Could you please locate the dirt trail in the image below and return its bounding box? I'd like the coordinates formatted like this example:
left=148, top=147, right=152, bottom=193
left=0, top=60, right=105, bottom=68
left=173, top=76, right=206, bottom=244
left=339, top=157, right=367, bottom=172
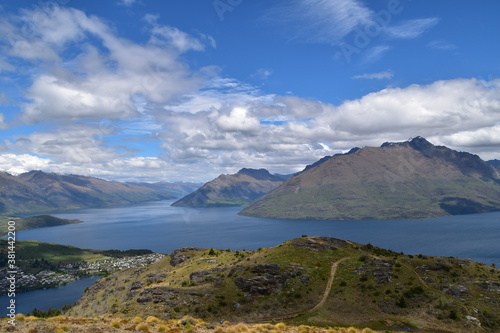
left=307, top=257, right=348, bottom=313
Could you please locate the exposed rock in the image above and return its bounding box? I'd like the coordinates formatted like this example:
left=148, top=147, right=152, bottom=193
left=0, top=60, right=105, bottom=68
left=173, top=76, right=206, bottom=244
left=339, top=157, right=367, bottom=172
left=476, top=282, right=500, bottom=292
left=465, top=315, right=481, bottom=327
left=130, top=281, right=143, bottom=290
left=138, top=286, right=179, bottom=303
left=353, top=259, right=393, bottom=284
left=252, top=264, right=281, bottom=275
left=169, top=247, right=205, bottom=266
left=290, top=237, right=348, bottom=251
left=229, top=266, right=245, bottom=276
left=444, top=284, right=469, bottom=297
left=146, top=273, right=168, bottom=284
left=190, top=271, right=214, bottom=283
left=300, top=275, right=310, bottom=284
left=234, top=274, right=287, bottom=295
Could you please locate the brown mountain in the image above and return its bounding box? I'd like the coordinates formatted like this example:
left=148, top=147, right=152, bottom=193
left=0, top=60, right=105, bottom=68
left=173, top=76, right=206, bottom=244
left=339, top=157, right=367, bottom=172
left=240, top=137, right=500, bottom=220
left=171, top=168, right=286, bottom=207
left=0, top=170, right=175, bottom=215
left=127, top=181, right=203, bottom=198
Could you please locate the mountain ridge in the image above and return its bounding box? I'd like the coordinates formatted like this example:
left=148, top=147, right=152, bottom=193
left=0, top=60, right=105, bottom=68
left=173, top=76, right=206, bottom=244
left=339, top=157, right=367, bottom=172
left=171, top=168, right=285, bottom=207
left=0, top=170, right=176, bottom=215
left=240, top=137, right=500, bottom=220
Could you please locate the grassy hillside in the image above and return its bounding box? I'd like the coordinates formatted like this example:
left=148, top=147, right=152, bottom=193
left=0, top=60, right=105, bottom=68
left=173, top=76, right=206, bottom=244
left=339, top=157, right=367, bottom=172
left=66, top=237, right=500, bottom=332
left=0, top=215, right=82, bottom=236
left=172, top=168, right=284, bottom=207
left=0, top=170, right=173, bottom=215
left=1, top=315, right=388, bottom=333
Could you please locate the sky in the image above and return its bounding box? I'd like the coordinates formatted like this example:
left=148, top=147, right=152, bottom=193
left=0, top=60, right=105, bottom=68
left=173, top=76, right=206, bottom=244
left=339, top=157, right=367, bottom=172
left=0, top=0, right=499, bottom=183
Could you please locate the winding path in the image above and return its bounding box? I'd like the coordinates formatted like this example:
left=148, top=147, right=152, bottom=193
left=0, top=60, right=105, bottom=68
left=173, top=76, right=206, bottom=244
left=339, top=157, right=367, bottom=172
left=307, top=257, right=349, bottom=313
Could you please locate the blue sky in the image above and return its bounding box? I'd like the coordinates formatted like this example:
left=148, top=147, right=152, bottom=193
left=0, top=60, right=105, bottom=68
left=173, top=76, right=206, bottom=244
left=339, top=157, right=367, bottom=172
left=0, top=0, right=500, bottom=182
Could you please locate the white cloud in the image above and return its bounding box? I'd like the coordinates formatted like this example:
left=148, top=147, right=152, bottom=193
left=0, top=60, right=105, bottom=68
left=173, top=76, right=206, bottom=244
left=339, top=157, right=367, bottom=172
left=216, top=107, right=261, bottom=133
left=361, top=45, right=390, bottom=64
left=118, top=0, right=140, bottom=7
left=0, top=58, right=14, bottom=72
left=266, top=0, right=374, bottom=44
left=385, top=18, right=439, bottom=39
left=252, top=68, right=273, bottom=80
left=146, top=14, right=215, bottom=52
left=0, top=113, right=7, bottom=129
left=353, top=70, right=393, bottom=80
left=0, top=154, right=52, bottom=175
left=427, top=40, right=457, bottom=51
left=2, top=6, right=205, bottom=124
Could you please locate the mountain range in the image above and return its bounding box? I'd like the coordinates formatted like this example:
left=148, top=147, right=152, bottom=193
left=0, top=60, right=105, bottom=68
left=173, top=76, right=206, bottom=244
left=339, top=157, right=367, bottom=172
left=241, top=137, right=500, bottom=220
left=171, top=168, right=288, bottom=207
left=0, top=171, right=185, bottom=215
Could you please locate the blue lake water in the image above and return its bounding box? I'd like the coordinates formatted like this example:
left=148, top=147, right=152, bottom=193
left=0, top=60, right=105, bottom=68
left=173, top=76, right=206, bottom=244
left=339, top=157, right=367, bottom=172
left=17, top=200, right=500, bottom=265
left=6, top=200, right=500, bottom=314
left=0, top=276, right=99, bottom=315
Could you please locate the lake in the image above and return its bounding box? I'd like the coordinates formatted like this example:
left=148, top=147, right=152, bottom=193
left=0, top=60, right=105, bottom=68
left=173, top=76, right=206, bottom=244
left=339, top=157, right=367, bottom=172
left=0, top=276, right=99, bottom=315
left=7, top=200, right=500, bottom=314
left=17, top=200, right=500, bottom=265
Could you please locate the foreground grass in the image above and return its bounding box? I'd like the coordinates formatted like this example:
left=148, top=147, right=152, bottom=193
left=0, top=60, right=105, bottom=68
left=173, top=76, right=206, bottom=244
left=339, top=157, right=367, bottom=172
left=1, top=314, right=403, bottom=333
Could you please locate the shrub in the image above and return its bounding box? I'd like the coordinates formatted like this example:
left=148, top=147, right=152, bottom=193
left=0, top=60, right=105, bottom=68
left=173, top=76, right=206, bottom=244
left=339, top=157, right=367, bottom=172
left=110, top=320, right=121, bottom=328
left=274, top=322, right=287, bottom=331
left=131, top=316, right=143, bottom=323
left=146, top=316, right=160, bottom=323
left=135, top=322, right=150, bottom=331
left=157, top=324, right=168, bottom=332
left=449, top=310, right=458, bottom=320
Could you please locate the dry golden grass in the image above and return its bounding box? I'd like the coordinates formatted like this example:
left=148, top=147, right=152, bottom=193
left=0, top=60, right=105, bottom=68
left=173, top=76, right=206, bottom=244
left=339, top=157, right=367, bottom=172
left=0, top=315, right=391, bottom=333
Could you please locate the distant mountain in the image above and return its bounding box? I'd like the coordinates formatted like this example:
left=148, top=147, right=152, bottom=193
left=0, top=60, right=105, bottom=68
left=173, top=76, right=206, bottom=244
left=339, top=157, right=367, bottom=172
left=241, top=137, right=500, bottom=220
left=126, top=181, right=203, bottom=198
left=0, top=170, right=175, bottom=215
left=171, top=168, right=285, bottom=207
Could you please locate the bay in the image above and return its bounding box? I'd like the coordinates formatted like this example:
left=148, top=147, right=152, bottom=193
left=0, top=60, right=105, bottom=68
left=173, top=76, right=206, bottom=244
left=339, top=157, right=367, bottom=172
left=17, top=200, right=500, bottom=266
left=0, top=276, right=100, bottom=315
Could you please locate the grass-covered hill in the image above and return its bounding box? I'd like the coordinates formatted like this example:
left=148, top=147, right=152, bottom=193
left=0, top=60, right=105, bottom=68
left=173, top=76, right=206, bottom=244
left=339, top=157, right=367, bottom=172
left=0, top=316, right=393, bottom=333
left=172, top=168, right=286, bottom=207
left=0, top=215, right=82, bottom=236
left=66, top=236, right=500, bottom=332
left=241, top=137, right=500, bottom=220
left=0, top=170, right=176, bottom=215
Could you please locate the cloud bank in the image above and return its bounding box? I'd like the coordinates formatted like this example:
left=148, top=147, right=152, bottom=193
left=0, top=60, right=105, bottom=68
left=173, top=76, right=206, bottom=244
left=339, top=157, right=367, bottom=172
left=0, top=4, right=499, bottom=182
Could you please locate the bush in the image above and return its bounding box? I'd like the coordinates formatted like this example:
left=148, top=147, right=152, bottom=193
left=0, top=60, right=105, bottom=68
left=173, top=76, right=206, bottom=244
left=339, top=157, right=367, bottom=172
left=146, top=316, right=160, bottom=323
left=135, top=322, right=150, bottom=331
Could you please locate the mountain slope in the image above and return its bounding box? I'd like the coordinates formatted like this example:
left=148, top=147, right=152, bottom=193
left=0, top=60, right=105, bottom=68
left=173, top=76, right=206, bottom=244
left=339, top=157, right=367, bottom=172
left=127, top=181, right=203, bottom=198
left=0, top=171, right=174, bottom=215
left=240, top=137, right=500, bottom=220
left=66, top=236, right=500, bottom=332
left=171, top=168, right=285, bottom=207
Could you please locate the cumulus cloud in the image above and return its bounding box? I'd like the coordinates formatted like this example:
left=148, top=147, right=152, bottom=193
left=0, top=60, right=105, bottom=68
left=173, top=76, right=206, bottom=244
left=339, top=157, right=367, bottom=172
left=216, top=107, right=261, bottom=133
left=2, top=5, right=205, bottom=124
